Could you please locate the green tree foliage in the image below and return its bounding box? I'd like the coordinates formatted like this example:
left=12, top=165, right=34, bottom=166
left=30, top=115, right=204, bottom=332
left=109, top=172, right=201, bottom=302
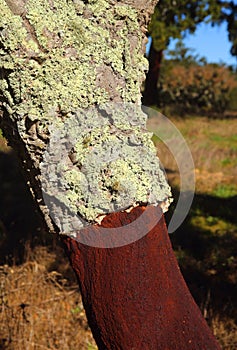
left=225, top=1, right=237, bottom=58
left=143, top=0, right=222, bottom=106
left=149, top=0, right=237, bottom=60
left=148, top=0, right=221, bottom=51
left=143, top=0, right=237, bottom=107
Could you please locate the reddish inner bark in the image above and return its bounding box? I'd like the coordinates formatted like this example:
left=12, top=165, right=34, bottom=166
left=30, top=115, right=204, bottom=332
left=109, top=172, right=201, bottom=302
left=62, top=205, right=221, bottom=350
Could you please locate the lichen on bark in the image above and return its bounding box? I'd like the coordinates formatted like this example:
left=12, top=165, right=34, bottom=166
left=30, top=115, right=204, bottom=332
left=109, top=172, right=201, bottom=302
left=0, top=0, right=171, bottom=234
left=39, top=104, right=171, bottom=232
left=1, top=0, right=148, bottom=119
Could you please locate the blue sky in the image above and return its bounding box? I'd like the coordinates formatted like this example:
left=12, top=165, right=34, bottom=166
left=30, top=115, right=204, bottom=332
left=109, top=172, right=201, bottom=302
left=147, top=22, right=237, bottom=67
left=176, top=22, right=236, bottom=66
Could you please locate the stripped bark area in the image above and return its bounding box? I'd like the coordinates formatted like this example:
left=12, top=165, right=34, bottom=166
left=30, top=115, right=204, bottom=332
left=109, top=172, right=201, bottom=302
left=63, top=205, right=221, bottom=350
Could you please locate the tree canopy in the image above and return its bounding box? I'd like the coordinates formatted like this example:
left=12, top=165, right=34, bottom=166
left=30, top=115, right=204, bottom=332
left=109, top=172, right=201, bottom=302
left=225, top=1, right=237, bottom=57
left=148, top=0, right=237, bottom=60
left=143, top=0, right=237, bottom=106
left=148, top=0, right=221, bottom=51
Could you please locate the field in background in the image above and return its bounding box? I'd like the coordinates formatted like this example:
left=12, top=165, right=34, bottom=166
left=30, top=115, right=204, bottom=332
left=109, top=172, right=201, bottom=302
left=0, top=115, right=237, bottom=349
left=148, top=115, right=237, bottom=349
left=148, top=115, right=237, bottom=194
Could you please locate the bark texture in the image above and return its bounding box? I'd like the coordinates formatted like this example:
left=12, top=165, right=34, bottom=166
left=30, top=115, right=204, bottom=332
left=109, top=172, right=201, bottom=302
left=0, top=0, right=159, bottom=232
left=63, top=205, right=221, bottom=350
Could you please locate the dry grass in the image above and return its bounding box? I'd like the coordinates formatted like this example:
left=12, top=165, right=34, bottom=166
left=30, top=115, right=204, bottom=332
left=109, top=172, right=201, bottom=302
left=0, top=246, right=97, bottom=350
left=148, top=115, right=237, bottom=194
left=0, top=129, right=11, bottom=153
left=211, top=316, right=237, bottom=350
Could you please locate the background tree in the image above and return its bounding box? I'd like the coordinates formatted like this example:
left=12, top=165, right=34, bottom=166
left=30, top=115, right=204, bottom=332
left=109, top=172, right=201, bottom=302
left=222, top=0, right=237, bottom=58
left=156, top=41, right=237, bottom=115
left=142, top=0, right=223, bottom=106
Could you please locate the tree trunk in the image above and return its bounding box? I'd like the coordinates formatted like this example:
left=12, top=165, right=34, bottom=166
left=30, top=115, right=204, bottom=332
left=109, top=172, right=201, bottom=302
left=0, top=1, right=220, bottom=349
left=0, top=0, right=160, bottom=233
left=63, top=205, right=221, bottom=350
left=142, top=42, right=163, bottom=106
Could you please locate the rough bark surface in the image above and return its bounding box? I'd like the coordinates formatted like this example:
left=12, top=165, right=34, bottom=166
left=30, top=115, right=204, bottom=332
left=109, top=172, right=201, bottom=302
left=63, top=205, right=221, bottom=350
left=0, top=0, right=159, bottom=232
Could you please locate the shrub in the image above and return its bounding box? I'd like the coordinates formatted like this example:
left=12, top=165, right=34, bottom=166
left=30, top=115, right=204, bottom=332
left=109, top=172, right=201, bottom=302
left=158, top=62, right=237, bottom=115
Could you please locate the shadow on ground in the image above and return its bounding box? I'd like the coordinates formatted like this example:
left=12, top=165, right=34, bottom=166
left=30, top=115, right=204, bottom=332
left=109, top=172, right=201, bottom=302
left=0, top=150, right=58, bottom=264
left=166, top=188, right=237, bottom=322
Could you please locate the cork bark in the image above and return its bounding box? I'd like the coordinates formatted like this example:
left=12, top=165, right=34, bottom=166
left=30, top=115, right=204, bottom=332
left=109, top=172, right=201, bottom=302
left=0, top=0, right=161, bottom=232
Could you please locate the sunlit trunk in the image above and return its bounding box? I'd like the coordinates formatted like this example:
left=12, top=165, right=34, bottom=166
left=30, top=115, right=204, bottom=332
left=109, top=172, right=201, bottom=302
left=63, top=206, right=221, bottom=350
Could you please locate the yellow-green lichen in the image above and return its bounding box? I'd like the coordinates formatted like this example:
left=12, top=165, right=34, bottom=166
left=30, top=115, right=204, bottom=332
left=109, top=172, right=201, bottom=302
left=1, top=1, right=171, bottom=233
left=0, top=0, right=147, bottom=120
left=0, top=3, right=27, bottom=51
left=40, top=105, right=172, bottom=230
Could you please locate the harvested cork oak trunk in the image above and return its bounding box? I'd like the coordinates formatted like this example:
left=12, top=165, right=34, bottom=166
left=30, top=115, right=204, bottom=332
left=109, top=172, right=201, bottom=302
left=63, top=206, right=221, bottom=350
